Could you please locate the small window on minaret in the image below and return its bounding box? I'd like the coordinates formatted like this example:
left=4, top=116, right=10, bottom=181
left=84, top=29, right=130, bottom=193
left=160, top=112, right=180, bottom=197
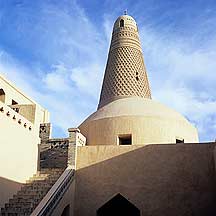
left=118, top=134, right=132, bottom=145
left=120, top=19, right=124, bottom=27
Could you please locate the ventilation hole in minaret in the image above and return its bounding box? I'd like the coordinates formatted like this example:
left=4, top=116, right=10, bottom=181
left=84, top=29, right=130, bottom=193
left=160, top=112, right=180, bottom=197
left=136, top=72, right=138, bottom=75
left=136, top=76, right=139, bottom=81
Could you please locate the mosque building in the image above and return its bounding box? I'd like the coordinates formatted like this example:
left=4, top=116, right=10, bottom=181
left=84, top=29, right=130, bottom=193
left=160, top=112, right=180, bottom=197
left=0, top=13, right=216, bottom=216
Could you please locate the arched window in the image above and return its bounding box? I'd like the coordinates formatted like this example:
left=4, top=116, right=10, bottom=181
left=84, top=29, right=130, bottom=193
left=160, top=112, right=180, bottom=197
left=97, top=193, right=140, bottom=216
left=0, top=89, right=5, bottom=103
left=120, top=19, right=124, bottom=27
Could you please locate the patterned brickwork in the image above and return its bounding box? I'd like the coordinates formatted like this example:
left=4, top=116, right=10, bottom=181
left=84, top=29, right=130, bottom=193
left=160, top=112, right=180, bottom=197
left=39, top=123, right=51, bottom=143
left=98, top=15, right=151, bottom=109
left=40, top=139, right=69, bottom=169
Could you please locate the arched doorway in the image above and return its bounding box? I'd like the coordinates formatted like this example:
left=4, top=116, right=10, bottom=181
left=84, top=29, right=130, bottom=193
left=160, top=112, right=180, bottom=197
left=61, top=204, right=70, bottom=216
left=97, top=193, right=140, bottom=216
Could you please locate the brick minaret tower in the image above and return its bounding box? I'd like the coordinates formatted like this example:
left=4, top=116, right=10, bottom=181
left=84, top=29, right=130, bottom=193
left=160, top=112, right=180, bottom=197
left=98, top=14, right=151, bottom=109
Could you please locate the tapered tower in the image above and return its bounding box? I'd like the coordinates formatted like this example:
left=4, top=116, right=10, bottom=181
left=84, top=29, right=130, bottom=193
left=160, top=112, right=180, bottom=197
left=80, top=14, right=198, bottom=146
left=98, top=14, right=151, bottom=109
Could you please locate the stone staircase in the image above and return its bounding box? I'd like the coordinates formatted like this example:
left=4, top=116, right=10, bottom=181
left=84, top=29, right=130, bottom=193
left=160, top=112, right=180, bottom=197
left=0, top=169, right=63, bottom=216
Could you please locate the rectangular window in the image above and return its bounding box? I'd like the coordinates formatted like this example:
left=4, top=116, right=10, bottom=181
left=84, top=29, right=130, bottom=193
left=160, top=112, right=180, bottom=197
left=118, top=134, right=132, bottom=145
left=120, top=19, right=124, bottom=27
left=176, top=138, right=184, bottom=143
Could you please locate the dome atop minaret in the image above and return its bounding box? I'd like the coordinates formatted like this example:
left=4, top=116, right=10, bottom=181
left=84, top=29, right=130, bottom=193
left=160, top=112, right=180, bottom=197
left=113, top=14, right=137, bottom=31
left=98, top=14, right=151, bottom=109
left=79, top=14, right=198, bottom=146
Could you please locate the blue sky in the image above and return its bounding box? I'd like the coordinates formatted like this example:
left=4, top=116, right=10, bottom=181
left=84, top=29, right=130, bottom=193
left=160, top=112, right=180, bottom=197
left=0, top=0, right=216, bottom=141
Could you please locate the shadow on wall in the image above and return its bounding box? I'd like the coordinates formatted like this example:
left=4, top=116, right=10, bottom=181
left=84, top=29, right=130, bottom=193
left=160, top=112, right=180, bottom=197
left=75, top=143, right=216, bottom=216
left=0, top=176, right=22, bottom=208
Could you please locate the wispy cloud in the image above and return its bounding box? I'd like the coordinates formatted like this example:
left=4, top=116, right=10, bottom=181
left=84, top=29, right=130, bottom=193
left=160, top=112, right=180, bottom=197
left=0, top=1, right=216, bottom=141
left=0, top=1, right=109, bottom=137
left=42, top=64, right=73, bottom=93
left=70, top=63, right=104, bottom=98
left=139, top=15, right=216, bottom=141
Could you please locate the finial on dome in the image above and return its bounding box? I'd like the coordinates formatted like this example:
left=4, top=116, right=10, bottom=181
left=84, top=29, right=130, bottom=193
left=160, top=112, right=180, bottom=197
left=124, top=9, right=128, bottom=15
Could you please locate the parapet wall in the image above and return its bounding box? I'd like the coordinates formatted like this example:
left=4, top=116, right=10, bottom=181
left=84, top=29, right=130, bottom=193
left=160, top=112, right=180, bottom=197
left=0, top=100, right=36, bottom=184
left=39, top=123, right=69, bottom=170
left=39, top=126, right=87, bottom=171
left=9, top=104, right=36, bottom=123
left=39, top=138, right=69, bottom=169
left=0, top=74, right=50, bottom=208
left=0, top=101, right=33, bottom=131
left=75, top=143, right=216, bottom=216
left=0, top=74, right=33, bottom=105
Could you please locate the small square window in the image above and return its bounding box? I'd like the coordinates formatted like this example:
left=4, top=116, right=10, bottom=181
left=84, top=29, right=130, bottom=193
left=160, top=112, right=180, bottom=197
left=118, top=134, right=132, bottom=145
left=176, top=138, right=184, bottom=143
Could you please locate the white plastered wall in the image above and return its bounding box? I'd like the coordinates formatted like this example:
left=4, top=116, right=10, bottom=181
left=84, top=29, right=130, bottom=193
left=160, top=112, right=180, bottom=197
left=0, top=74, right=50, bottom=182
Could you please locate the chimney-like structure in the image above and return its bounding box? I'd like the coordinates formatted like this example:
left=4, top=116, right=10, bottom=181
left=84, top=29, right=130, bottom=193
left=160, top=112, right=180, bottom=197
left=98, top=14, right=151, bottom=109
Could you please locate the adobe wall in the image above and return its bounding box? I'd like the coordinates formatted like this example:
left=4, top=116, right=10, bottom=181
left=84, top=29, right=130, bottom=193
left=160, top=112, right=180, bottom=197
left=80, top=116, right=198, bottom=145
left=0, top=75, right=50, bottom=208
left=75, top=143, right=216, bottom=216
left=0, top=101, right=36, bottom=183
left=9, top=104, right=36, bottom=123
left=0, top=74, right=49, bottom=179
left=0, top=73, right=49, bottom=127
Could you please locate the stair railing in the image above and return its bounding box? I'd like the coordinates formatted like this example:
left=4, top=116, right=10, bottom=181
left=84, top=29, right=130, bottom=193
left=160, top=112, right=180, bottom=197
left=31, top=166, right=75, bottom=216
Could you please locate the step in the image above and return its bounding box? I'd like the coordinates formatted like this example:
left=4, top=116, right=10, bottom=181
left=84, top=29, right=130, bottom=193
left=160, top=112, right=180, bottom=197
left=0, top=169, right=64, bottom=215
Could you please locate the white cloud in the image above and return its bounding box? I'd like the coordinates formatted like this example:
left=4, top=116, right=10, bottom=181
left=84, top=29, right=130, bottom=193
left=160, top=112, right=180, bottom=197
left=0, top=51, right=93, bottom=136
left=42, top=63, right=72, bottom=93
left=0, top=50, right=38, bottom=98
left=0, top=2, right=108, bottom=137
left=103, top=14, right=114, bottom=43
left=1, top=2, right=216, bottom=142
left=139, top=22, right=216, bottom=141
left=70, top=63, right=104, bottom=98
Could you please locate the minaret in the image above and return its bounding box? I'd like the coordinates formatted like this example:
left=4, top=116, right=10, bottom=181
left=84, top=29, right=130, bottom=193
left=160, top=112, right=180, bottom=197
left=80, top=14, right=198, bottom=146
left=98, top=14, right=151, bottom=109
